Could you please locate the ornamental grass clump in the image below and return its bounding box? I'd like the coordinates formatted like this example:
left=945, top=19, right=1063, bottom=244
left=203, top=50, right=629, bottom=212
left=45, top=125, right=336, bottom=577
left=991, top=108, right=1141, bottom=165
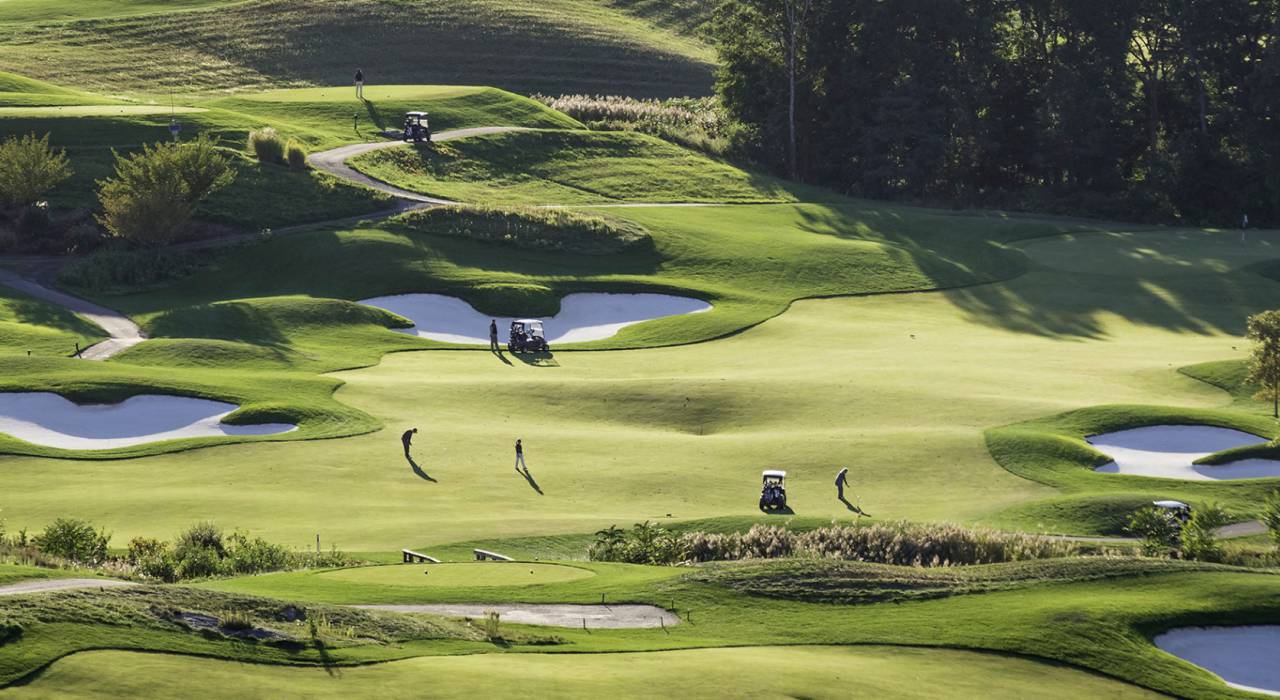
left=392, top=205, right=650, bottom=255
left=248, top=127, right=286, bottom=164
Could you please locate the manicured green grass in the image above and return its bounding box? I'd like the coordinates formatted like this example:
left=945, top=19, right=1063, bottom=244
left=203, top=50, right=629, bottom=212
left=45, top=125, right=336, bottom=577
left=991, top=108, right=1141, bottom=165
left=0, top=284, right=103, bottom=357
left=203, top=86, right=581, bottom=149
left=0, top=0, right=714, bottom=98
left=0, top=0, right=238, bottom=23
left=349, top=130, right=802, bottom=205
left=0, top=564, right=76, bottom=587
left=8, top=225, right=1278, bottom=545
left=0, top=645, right=1164, bottom=699
left=315, top=562, right=595, bottom=588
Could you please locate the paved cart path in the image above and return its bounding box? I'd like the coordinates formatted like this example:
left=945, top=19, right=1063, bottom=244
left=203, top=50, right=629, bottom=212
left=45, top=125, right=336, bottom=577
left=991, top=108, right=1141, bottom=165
left=0, top=267, right=144, bottom=360
left=0, top=578, right=136, bottom=597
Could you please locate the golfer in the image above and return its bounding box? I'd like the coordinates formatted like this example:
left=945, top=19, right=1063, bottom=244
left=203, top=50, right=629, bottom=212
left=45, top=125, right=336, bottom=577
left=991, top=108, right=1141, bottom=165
left=401, top=427, right=417, bottom=458
left=515, top=439, right=526, bottom=471
left=355, top=68, right=365, bottom=99
left=489, top=319, right=500, bottom=351
left=835, top=467, right=850, bottom=500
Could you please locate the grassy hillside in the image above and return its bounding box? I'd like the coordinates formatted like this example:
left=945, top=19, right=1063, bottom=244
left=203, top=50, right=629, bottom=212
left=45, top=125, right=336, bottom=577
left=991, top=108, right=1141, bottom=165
left=350, top=129, right=800, bottom=205
left=0, top=0, right=715, bottom=98
left=0, top=0, right=239, bottom=23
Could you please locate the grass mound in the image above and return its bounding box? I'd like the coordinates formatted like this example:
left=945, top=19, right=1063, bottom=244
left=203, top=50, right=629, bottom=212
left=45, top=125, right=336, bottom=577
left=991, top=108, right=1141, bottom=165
left=0, top=0, right=714, bottom=97
left=350, top=130, right=800, bottom=205
left=687, top=557, right=1234, bottom=605
left=390, top=205, right=651, bottom=255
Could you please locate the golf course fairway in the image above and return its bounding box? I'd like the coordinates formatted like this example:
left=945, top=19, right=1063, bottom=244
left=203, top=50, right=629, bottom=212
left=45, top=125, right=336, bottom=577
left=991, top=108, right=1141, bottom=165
left=0, top=646, right=1162, bottom=699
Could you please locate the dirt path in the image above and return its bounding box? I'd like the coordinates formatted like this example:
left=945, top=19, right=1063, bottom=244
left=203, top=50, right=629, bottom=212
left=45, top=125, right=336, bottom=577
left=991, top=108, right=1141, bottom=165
left=0, top=267, right=144, bottom=360
left=0, top=578, right=136, bottom=597
left=352, top=603, right=679, bottom=629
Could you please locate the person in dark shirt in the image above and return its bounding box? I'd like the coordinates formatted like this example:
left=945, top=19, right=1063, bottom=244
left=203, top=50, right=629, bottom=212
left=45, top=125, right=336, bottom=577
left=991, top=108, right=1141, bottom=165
left=490, top=319, right=500, bottom=352
left=355, top=69, right=365, bottom=99
left=401, top=427, right=417, bottom=458
left=515, top=439, right=526, bottom=471
left=835, top=467, right=850, bottom=500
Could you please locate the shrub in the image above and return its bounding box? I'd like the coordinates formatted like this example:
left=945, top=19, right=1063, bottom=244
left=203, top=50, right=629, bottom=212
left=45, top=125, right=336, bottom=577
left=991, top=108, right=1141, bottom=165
left=57, top=248, right=219, bottom=294
left=1126, top=507, right=1182, bottom=557
left=0, top=133, right=72, bottom=208
left=664, top=522, right=1075, bottom=567
left=248, top=128, right=285, bottom=164
left=175, top=545, right=227, bottom=580
left=219, top=610, right=255, bottom=631
left=176, top=521, right=226, bottom=558
left=225, top=532, right=291, bottom=574
left=392, top=205, right=651, bottom=255
left=285, top=140, right=307, bottom=169
left=589, top=521, right=682, bottom=565
left=96, top=136, right=235, bottom=247
left=1266, top=490, right=1280, bottom=549
left=32, top=518, right=109, bottom=564
left=533, top=94, right=733, bottom=156
left=1180, top=503, right=1231, bottom=562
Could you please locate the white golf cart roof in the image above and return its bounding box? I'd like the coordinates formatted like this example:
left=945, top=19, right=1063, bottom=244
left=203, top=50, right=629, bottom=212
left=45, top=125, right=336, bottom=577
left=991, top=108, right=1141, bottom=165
left=405, top=111, right=428, bottom=117
left=514, top=319, right=542, bottom=326
left=1153, top=500, right=1190, bottom=510
left=762, top=469, right=786, bottom=479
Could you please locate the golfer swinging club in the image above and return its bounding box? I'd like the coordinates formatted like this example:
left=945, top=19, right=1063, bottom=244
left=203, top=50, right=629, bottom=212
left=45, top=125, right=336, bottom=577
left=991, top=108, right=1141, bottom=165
left=401, top=427, right=417, bottom=459
left=515, top=439, right=526, bottom=471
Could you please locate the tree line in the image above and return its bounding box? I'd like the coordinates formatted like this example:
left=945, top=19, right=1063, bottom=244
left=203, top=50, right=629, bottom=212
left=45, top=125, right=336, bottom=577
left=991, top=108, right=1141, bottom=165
left=713, top=0, right=1280, bottom=225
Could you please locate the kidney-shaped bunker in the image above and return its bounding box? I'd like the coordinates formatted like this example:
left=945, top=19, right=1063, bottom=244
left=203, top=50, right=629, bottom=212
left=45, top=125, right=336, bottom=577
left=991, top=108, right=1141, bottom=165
left=0, top=392, right=296, bottom=450
left=1155, top=626, right=1280, bottom=696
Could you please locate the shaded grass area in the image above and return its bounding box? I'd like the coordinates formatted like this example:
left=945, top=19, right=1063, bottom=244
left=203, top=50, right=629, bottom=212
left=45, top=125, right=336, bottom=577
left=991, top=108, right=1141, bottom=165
left=349, top=129, right=801, bottom=205
left=1, top=645, right=1164, bottom=699
left=0, top=354, right=380, bottom=459
left=89, top=200, right=1085, bottom=358
left=0, top=585, right=488, bottom=687
left=0, top=0, right=714, bottom=98
left=0, top=284, right=103, bottom=357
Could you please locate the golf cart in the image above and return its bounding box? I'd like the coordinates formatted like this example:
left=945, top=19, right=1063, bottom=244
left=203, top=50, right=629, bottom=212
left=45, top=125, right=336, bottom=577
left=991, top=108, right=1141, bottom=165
left=759, top=470, right=787, bottom=511
left=508, top=319, right=549, bottom=353
left=1153, top=500, right=1192, bottom=527
left=402, top=111, right=431, bottom=143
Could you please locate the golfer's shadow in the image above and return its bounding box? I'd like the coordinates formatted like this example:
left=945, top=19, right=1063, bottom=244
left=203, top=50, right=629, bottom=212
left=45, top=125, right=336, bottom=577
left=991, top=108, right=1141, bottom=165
left=406, top=454, right=436, bottom=482
left=839, top=496, right=867, bottom=516
left=491, top=349, right=512, bottom=366
left=519, top=467, right=543, bottom=495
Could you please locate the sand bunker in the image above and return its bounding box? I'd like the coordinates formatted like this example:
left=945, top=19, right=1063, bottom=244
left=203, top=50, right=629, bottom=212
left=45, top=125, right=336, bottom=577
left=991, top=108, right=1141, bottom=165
left=359, top=293, right=711, bottom=345
left=354, top=603, right=679, bottom=629
left=0, top=393, right=296, bottom=450
left=1155, top=626, right=1280, bottom=696
left=1087, top=425, right=1280, bottom=480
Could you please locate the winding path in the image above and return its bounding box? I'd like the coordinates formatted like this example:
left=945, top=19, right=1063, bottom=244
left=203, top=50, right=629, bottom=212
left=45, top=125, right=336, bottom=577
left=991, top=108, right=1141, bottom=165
left=353, top=603, right=679, bottom=629
left=0, top=267, right=144, bottom=360
left=0, top=578, right=135, bottom=597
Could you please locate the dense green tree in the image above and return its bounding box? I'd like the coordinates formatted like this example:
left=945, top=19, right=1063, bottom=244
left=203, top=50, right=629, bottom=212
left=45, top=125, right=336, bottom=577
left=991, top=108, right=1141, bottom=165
left=1247, top=309, right=1280, bottom=418
left=0, top=132, right=71, bottom=209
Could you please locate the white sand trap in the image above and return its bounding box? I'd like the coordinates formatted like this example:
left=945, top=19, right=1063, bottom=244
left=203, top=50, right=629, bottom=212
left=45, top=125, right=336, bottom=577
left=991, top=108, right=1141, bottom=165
left=1087, top=425, right=1280, bottom=480
left=0, top=392, right=296, bottom=450
left=359, top=293, right=711, bottom=345
left=1155, top=627, right=1280, bottom=695
left=353, top=604, right=679, bottom=629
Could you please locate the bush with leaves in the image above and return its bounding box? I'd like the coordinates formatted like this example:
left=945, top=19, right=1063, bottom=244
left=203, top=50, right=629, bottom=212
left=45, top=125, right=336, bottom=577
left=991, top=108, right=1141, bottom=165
left=248, top=127, right=285, bottom=164
left=95, top=135, right=235, bottom=247
left=127, top=536, right=177, bottom=582
left=589, top=521, right=682, bottom=565
left=1126, top=507, right=1182, bottom=557
left=32, top=518, right=109, bottom=565
left=285, top=140, right=307, bottom=169
left=0, top=133, right=72, bottom=209
left=1265, top=490, right=1280, bottom=549
left=1180, top=503, right=1231, bottom=562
